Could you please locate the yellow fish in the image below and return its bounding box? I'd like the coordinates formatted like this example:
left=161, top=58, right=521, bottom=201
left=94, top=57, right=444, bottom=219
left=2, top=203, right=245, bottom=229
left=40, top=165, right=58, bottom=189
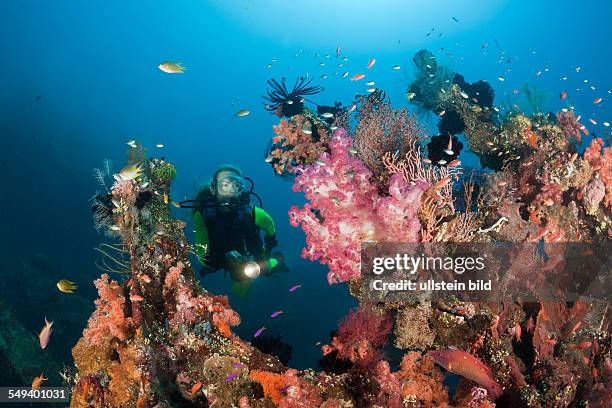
left=158, top=61, right=186, bottom=73
left=235, top=109, right=250, bottom=117
left=57, top=279, right=78, bottom=293
left=32, top=374, right=47, bottom=390
left=114, top=163, right=143, bottom=181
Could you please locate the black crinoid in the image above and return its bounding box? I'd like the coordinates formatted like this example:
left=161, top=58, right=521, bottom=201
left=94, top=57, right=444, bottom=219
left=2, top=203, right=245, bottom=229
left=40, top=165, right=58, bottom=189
left=263, top=76, right=324, bottom=117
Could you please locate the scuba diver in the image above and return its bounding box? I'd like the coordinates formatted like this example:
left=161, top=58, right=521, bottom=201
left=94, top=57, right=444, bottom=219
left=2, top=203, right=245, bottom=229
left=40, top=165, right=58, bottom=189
left=180, top=165, right=286, bottom=296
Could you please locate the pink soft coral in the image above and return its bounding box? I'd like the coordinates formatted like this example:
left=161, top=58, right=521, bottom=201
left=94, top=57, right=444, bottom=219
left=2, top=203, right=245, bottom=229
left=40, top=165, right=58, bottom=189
left=289, top=128, right=426, bottom=283
left=278, top=369, right=323, bottom=408
left=163, top=261, right=240, bottom=336
left=83, top=274, right=133, bottom=346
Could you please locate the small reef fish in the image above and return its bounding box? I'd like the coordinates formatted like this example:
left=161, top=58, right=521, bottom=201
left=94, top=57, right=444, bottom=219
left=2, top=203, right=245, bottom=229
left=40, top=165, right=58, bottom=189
left=114, top=163, right=143, bottom=181
left=366, top=88, right=376, bottom=93
left=224, top=373, right=238, bottom=382
left=130, top=294, right=144, bottom=302
left=253, top=326, right=266, bottom=337
left=57, top=279, right=77, bottom=293
left=460, top=91, right=469, bottom=99
left=335, top=45, right=341, bottom=58
left=127, top=139, right=137, bottom=148
left=158, top=61, right=186, bottom=74
left=560, top=91, right=568, bottom=100
left=351, top=73, right=365, bottom=81
left=452, top=16, right=459, bottom=22
left=302, top=129, right=312, bottom=134
left=497, top=77, right=505, bottom=82
left=593, top=97, right=602, bottom=104
left=235, top=109, right=250, bottom=117
left=342, top=72, right=349, bottom=78
left=406, top=92, right=416, bottom=100
left=271, top=310, right=284, bottom=318
left=603, top=122, right=610, bottom=127
left=589, top=118, right=597, bottom=125
left=448, top=159, right=461, bottom=167
left=155, top=143, right=164, bottom=148
left=321, top=112, right=334, bottom=118
left=39, top=317, right=53, bottom=349
left=365, top=81, right=375, bottom=86
left=289, top=284, right=302, bottom=292
left=191, top=382, right=202, bottom=395
left=392, top=65, right=401, bottom=70
left=31, top=374, right=47, bottom=390
left=367, top=58, right=376, bottom=69
left=141, top=274, right=152, bottom=283
left=427, top=349, right=503, bottom=399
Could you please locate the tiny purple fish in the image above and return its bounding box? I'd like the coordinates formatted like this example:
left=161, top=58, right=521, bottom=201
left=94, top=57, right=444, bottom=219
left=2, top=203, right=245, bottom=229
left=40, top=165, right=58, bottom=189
left=271, top=310, right=284, bottom=318
left=288, top=284, right=301, bottom=292
left=253, top=326, right=266, bottom=337
left=224, top=373, right=238, bottom=382
left=233, top=362, right=244, bottom=369
left=280, top=385, right=289, bottom=394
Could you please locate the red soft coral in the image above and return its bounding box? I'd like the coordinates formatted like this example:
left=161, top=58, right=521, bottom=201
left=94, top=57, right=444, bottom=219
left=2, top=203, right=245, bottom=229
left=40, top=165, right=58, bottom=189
left=326, top=306, right=392, bottom=368
left=83, top=274, right=133, bottom=346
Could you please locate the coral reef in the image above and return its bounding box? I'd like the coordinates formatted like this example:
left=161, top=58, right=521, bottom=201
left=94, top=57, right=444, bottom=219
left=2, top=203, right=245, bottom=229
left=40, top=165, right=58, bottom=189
left=71, top=49, right=611, bottom=405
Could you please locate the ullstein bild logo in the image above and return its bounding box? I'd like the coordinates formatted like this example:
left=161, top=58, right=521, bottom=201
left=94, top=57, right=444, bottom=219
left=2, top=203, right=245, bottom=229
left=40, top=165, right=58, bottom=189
left=360, top=242, right=611, bottom=303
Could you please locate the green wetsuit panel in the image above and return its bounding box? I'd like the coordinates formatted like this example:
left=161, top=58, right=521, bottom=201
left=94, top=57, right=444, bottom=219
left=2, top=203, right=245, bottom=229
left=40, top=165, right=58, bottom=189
left=193, top=211, right=210, bottom=264
left=254, top=207, right=276, bottom=237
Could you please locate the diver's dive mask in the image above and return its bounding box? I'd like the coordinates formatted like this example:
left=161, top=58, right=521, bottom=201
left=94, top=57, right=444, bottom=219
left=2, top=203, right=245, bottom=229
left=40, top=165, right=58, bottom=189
left=215, top=174, right=246, bottom=202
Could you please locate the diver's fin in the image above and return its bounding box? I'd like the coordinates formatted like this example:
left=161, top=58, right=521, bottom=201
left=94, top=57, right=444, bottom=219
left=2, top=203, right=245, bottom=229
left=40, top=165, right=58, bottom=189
left=270, top=251, right=290, bottom=273
left=232, top=280, right=252, bottom=298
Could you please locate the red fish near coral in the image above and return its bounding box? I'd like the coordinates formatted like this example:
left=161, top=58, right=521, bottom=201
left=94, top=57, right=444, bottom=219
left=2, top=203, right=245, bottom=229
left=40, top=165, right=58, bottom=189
left=38, top=317, right=53, bottom=349
left=426, top=349, right=503, bottom=399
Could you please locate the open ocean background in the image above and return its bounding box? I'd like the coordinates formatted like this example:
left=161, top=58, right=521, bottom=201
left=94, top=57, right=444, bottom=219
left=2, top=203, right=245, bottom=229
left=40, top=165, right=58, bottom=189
left=0, top=0, right=610, bottom=379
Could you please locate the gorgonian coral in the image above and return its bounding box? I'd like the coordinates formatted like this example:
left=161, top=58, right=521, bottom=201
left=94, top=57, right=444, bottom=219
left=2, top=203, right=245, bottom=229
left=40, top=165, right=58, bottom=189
left=289, top=129, right=426, bottom=283
left=351, top=95, right=425, bottom=184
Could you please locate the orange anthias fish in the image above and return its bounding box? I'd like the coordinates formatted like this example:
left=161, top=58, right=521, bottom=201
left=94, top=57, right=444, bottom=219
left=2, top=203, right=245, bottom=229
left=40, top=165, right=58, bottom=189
left=367, top=58, right=376, bottom=69
left=427, top=349, right=503, bottom=399
left=39, top=317, right=53, bottom=349
left=350, top=73, right=366, bottom=81
left=191, top=382, right=203, bottom=395
left=32, top=374, right=47, bottom=390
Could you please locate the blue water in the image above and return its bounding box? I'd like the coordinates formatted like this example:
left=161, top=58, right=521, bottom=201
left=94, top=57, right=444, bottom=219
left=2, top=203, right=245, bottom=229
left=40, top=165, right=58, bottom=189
left=0, top=0, right=610, bottom=372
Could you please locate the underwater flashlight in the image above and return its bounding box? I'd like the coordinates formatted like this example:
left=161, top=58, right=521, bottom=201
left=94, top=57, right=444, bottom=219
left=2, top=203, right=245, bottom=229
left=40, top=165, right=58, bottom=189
left=243, top=261, right=261, bottom=279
